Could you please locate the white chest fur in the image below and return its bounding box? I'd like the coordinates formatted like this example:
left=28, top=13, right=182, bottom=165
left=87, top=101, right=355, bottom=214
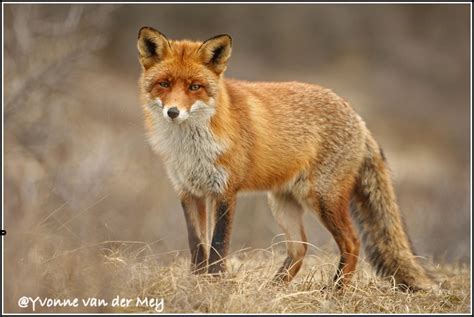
left=146, top=108, right=229, bottom=196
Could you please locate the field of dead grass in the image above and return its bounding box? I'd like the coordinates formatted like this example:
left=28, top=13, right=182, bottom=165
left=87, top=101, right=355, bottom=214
left=108, top=247, right=471, bottom=314
left=9, top=236, right=469, bottom=314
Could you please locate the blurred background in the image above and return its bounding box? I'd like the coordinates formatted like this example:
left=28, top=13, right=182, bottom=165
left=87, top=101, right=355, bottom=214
left=3, top=3, right=470, bottom=312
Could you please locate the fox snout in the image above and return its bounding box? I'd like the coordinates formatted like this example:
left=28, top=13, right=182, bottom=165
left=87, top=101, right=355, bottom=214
left=167, top=107, right=180, bottom=119
left=148, top=97, right=216, bottom=124
left=147, top=98, right=189, bottom=124
left=162, top=105, right=190, bottom=124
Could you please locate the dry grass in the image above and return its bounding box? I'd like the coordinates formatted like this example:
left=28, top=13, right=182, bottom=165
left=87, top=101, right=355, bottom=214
left=107, top=249, right=471, bottom=314
left=10, top=236, right=470, bottom=314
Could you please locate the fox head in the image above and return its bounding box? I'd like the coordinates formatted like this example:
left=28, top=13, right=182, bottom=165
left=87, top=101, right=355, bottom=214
left=137, top=27, right=232, bottom=124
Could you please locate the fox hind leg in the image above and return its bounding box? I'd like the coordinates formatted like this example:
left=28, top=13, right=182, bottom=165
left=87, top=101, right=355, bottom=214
left=268, top=192, right=308, bottom=283
left=305, top=191, right=360, bottom=289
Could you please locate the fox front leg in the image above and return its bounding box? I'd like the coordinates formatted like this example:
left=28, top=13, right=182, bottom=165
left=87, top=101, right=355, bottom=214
left=180, top=193, right=208, bottom=274
left=208, top=195, right=236, bottom=275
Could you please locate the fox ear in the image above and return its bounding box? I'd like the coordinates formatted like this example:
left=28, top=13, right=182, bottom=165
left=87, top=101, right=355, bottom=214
left=137, top=26, right=170, bottom=69
left=199, top=34, right=232, bottom=75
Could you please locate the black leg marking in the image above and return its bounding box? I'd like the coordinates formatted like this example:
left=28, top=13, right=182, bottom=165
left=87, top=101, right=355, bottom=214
left=209, top=199, right=234, bottom=274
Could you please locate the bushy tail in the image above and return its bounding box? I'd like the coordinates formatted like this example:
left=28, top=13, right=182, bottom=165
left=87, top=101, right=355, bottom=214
left=351, top=134, right=435, bottom=291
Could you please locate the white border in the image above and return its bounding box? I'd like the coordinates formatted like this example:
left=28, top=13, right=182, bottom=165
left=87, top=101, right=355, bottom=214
left=2, top=1, right=473, bottom=316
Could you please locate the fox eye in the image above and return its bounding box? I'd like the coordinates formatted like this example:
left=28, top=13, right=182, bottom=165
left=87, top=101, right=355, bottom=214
left=189, top=84, right=201, bottom=91
left=159, top=81, right=170, bottom=88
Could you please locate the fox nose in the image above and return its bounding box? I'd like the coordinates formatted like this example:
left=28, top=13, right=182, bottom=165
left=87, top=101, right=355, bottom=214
left=167, top=107, right=180, bottom=119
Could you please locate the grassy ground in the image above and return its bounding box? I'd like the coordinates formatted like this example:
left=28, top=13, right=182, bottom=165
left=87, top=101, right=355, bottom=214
left=101, top=245, right=470, bottom=314
left=5, top=236, right=471, bottom=314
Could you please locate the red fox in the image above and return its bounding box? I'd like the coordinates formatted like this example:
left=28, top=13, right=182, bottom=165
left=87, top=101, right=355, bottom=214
left=136, top=26, right=435, bottom=291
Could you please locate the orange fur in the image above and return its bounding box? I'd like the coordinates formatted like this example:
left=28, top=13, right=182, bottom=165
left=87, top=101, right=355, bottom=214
left=137, top=27, right=435, bottom=291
